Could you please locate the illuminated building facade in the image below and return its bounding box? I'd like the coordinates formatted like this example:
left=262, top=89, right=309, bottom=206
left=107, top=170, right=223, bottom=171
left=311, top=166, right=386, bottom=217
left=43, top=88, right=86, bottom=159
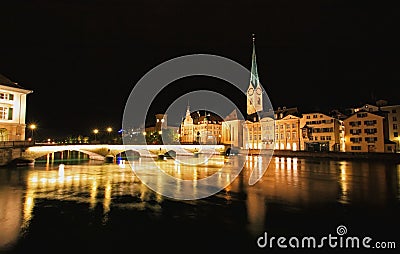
left=180, top=106, right=194, bottom=144
left=275, top=114, right=301, bottom=151
left=343, top=111, right=385, bottom=152
left=179, top=107, right=223, bottom=144
left=0, top=73, right=33, bottom=141
left=301, top=112, right=345, bottom=152
left=380, top=104, right=400, bottom=151
left=349, top=100, right=399, bottom=151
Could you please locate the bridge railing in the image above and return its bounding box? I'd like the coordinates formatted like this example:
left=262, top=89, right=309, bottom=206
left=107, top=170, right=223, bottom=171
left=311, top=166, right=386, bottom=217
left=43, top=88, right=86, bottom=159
left=0, top=140, right=35, bottom=148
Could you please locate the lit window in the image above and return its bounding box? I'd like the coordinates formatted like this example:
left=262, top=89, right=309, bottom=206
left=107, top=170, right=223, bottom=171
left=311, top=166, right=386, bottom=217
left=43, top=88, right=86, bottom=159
left=0, top=107, right=12, bottom=120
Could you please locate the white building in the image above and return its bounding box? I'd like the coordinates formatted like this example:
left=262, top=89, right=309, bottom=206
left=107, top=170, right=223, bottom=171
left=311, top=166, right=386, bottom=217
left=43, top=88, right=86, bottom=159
left=0, top=74, right=33, bottom=141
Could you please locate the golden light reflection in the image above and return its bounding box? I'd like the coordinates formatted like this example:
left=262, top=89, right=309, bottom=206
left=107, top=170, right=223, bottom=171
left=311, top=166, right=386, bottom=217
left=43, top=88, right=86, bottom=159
left=23, top=190, right=35, bottom=229
left=103, top=181, right=111, bottom=214
left=339, top=162, right=349, bottom=204
left=224, top=184, right=232, bottom=202
left=90, top=180, right=98, bottom=210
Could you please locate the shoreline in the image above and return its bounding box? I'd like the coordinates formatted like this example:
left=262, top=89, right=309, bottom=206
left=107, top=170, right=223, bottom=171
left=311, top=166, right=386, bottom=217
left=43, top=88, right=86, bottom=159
left=239, top=149, right=400, bottom=163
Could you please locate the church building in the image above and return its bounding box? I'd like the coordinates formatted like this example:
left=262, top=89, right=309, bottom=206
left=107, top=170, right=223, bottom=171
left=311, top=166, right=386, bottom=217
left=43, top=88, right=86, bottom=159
left=179, top=36, right=275, bottom=150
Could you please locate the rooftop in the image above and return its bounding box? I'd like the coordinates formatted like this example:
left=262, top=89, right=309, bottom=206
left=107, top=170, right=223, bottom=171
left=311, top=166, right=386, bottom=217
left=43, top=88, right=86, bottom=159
left=0, top=73, right=30, bottom=91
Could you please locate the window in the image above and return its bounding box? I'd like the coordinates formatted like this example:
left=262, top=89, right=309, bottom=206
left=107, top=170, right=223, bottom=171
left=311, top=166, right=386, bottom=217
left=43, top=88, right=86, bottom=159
left=0, top=107, right=12, bottom=120
left=292, top=132, right=297, bottom=139
left=350, top=129, right=361, bottom=135
left=0, top=93, right=13, bottom=100
left=394, top=132, right=398, bottom=137
left=357, top=113, right=367, bottom=118
left=393, top=124, right=398, bottom=130
left=392, top=109, right=397, bottom=113
left=326, top=136, right=332, bottom=140
left=320, top=136, right=326, bottom=140
left=313, top=114, right=318, bottom=118
left=292, top=123, right=297, bottom=128
left=365, top=137, right=378, bottom=143
left=351, top=146, right=361, bottom=151
left=364, top=120, right=377, bottom=126
left=306, top=115, right=310, bottom=119
left=350, top=137, right=362, bottom=143
left=364, top=128, right=377, bottom=134
left=393, top=117, right=397, bottom=121
left=349, top=121, right=362, bottom=127
left=286, top=131, right=291, bottom=140
left=314, top=136, right=318, bottom=141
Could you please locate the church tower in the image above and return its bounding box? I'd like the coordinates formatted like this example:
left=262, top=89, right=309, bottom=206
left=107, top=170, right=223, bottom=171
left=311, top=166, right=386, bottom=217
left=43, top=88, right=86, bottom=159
left=247, top=35, right=263, bottom=116
left=180, top=104, right=194, bottom=143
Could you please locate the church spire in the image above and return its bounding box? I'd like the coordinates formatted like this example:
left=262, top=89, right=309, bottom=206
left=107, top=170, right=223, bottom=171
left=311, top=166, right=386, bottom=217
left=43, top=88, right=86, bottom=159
left=250, top=34, right=259, bottom=88
left=247, top=34, right=263, bottom=116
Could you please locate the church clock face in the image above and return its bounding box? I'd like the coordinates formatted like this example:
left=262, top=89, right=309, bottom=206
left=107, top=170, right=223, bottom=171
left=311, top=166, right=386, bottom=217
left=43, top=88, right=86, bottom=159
left=256, top=87, right=262, bottom=95
left=248, top=87, right=254, bottom=95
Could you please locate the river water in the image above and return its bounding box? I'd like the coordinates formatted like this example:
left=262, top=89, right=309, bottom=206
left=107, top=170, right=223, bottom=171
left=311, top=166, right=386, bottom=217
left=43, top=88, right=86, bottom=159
left=0, top=154, right=399, bottom=253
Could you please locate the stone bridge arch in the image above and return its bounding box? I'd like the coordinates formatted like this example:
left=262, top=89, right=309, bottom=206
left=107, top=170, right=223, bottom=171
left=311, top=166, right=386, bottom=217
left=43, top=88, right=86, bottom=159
left=24, top=144, right=229, bottom=161
left=24, top=146, right=106, bottom=160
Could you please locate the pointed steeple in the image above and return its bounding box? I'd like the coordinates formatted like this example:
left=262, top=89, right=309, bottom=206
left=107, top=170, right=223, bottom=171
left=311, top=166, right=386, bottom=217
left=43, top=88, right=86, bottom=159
left=184, top=103, right=193, bottom=124
left=247, top=34, right=263, bottom=116
left=250, top=34, right=259, bottom=88
left=185, top=104, right=191, bottom=117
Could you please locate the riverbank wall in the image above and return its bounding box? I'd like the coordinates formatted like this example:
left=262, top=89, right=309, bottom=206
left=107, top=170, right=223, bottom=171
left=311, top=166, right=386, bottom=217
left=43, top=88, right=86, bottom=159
left=242, top=149, right=400, bottom=163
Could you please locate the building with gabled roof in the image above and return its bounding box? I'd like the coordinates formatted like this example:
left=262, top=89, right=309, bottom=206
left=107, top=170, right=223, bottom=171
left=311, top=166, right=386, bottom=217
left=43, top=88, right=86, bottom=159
left=301, top=112, right=345, bottom=152
left=343, top=110, right=386, bottom=152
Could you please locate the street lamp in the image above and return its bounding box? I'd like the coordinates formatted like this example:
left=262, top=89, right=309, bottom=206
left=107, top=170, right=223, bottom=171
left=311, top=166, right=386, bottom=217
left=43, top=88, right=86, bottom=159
left=106, top=127, right=112, bottom=144
left=29, top=124, right=36, bottom=141
left=93, top=129, right=99, bottom=142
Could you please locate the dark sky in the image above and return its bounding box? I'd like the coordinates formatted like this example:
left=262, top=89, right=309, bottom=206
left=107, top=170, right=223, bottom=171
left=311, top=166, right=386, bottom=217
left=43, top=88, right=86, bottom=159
left=0, top=0, right=399, bottom=139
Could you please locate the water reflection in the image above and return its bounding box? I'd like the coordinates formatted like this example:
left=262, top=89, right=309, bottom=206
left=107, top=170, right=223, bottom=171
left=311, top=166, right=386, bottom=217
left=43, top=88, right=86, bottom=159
left=0, top=155, right=399, bottom=251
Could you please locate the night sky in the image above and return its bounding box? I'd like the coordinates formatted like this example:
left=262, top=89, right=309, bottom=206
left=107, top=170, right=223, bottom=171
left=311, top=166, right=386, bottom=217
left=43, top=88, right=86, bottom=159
left=0, top=0, right=399, bottom=139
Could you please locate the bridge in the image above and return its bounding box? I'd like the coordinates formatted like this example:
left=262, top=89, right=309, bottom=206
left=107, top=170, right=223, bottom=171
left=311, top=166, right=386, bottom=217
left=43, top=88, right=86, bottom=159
left=23, top=144, right=230, bottom=161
